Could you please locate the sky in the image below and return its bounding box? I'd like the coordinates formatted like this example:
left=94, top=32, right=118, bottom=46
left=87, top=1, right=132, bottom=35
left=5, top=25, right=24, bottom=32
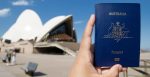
left=0, top=0, right=149, bottom=50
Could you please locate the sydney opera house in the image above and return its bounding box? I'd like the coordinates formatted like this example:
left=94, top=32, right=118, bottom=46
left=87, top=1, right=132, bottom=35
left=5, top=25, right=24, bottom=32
left=0, top=9, right=79, bottom=56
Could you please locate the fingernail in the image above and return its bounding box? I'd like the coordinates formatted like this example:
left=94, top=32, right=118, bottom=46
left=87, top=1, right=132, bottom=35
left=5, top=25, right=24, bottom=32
left=91, top=14, right=95, bottom=18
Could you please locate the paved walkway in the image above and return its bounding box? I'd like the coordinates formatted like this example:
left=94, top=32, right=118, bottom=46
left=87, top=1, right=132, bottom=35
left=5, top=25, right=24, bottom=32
left=0, top=66, right=16, bottom=77
left=0, top=53, right=74, bottom=77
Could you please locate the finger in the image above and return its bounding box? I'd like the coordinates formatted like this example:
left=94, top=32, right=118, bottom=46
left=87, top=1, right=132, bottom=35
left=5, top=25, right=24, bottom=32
left=80, top=14, right=95, bottom=50
left=108, top=64, right=122, bottom=77
left=83, top=14, right=95, bottom=38
left=77, top=14, right=95, bottom=62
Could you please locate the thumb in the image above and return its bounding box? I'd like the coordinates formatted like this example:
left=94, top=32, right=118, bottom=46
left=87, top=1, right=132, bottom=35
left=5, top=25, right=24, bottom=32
left=108, top=64, right=122, bottom=77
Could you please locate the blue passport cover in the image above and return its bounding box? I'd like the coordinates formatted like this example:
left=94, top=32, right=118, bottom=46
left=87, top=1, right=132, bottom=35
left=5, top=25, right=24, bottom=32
left=94, top=3, right=140, bottom=67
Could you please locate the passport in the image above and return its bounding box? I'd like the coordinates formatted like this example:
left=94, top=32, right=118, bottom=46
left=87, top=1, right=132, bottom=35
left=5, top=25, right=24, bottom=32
left=94, top=3, right=140, bottom=67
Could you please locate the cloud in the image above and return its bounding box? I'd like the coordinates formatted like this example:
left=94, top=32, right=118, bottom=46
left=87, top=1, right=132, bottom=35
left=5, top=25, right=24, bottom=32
left=12, top=0, right=30, bottom=6
left=12, top=0, right=44, bottom=6
left=0, top=8, right=10, bottom=17
left=74, top=20, right=84, bottom=25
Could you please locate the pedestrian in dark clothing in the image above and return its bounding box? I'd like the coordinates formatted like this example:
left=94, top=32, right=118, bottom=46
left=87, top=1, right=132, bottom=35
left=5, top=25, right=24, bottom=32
left=6, top=49, right=12, bottom=65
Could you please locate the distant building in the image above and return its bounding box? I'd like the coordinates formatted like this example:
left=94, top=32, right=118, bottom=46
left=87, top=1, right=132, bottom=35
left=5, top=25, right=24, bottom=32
left=1, top=9, right=79, bottom=56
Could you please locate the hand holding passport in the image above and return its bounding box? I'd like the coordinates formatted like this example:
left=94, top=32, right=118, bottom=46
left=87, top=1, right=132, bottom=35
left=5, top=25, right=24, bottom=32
left=68, top=3, right=139, bottom=77
left=69, top=15, right=126, bottom=77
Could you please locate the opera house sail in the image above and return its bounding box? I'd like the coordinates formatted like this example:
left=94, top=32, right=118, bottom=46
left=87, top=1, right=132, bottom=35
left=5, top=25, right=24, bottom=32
left=1, top=9, right=78, bottom=56
left=2, top=9, right=76, bottom=42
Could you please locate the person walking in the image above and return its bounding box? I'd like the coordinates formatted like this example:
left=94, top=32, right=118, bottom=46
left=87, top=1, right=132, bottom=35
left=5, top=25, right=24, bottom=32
left=11, top=50, right=16, bottom=65
left=6, top=49, right=12, bottom=66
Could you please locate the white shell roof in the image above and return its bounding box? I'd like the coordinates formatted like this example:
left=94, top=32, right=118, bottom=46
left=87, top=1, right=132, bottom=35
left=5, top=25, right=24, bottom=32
left=2, top=9, right=72, bottom=42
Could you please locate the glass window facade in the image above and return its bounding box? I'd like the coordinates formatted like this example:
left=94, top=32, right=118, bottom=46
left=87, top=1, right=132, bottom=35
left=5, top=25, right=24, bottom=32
left=49, top=22, right=67, bottom=36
